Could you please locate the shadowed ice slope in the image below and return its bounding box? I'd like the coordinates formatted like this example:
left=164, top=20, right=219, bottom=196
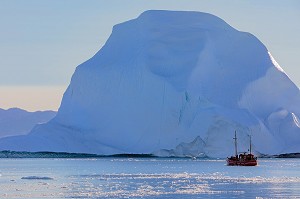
left=1, top=10, right=300, bottom=157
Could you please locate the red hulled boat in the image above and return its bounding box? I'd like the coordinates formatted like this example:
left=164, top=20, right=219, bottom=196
left=227, top=131, right=257, bottom=166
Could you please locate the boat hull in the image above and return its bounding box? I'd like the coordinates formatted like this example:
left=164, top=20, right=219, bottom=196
left=227, top=159, right=257, bottom=166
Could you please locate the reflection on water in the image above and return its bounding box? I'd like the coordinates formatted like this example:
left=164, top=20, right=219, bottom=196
left=0, top=158, right=299, bottom=198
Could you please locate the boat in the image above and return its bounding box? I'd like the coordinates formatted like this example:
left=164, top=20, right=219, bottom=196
left=227, top=131, right=257, bottom=166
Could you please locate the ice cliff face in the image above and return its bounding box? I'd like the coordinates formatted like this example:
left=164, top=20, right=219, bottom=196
left=1, top=10, right=299, bottom=157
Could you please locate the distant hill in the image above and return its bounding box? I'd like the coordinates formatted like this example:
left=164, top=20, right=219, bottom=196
left=0, top=108, right=56, bottom=138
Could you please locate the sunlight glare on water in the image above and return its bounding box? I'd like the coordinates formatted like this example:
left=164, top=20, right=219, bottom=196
left=0, top=158, right=299, bottom=198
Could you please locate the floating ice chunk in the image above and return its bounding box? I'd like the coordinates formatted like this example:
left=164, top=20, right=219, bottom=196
left=21, top=176, right=53, bottom=180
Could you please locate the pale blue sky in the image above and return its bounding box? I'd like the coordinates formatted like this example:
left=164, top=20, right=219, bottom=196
left=0, top=0, right=300, bottom=111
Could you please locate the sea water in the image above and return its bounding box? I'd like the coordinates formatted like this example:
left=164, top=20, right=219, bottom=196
left=0, top=158, right=299, bottom=198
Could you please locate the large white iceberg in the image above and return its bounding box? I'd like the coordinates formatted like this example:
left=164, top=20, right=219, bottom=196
left=1, top=10, right=299, bottom=157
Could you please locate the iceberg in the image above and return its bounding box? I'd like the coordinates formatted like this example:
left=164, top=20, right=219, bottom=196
left=1, top=10, right=299, bottom=157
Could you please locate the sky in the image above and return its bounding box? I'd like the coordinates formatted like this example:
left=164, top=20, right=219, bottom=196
left=0, top=0, right=299, bottom=111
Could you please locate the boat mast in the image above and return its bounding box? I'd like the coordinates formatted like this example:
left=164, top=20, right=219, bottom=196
left=249, top=135, right=252, bottom=154
left=234, top=131, right=237, bottom=157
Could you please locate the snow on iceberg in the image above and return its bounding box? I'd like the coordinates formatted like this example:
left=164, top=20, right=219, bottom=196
left=0, top=10, right=299, bottom=157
